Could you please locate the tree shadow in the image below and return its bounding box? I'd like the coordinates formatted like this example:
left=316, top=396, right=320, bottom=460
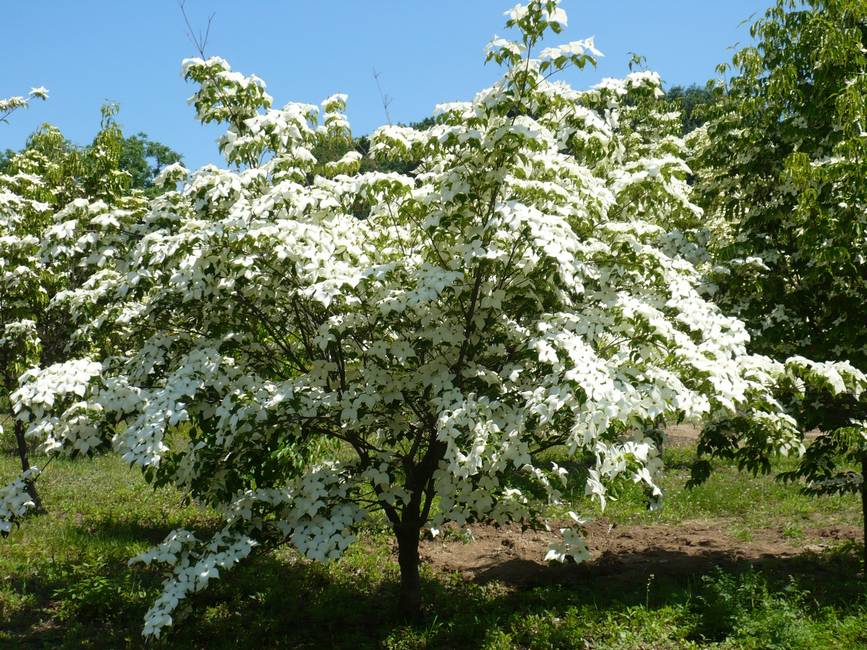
left=70, top=516, right=183, bottom=545
left=164, top=538, right=866, bottom=649
left=470, top=543, right=863, bottom=601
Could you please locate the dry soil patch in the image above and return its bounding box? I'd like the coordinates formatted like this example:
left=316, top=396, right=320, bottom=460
left=420, top=518, right=860, bottom=586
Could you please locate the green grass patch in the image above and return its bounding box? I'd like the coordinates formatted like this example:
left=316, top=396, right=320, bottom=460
left=597, top=446, right=862, bottom=531
left=0, top=447, right=863, bottom=648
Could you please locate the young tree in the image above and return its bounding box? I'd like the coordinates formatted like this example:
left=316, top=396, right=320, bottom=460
left=0, top=86, right=49, bottom=511
left=4, top=1, right=814, bottom=637
left=689, top=0, right=867, bottom=564
left=0, top=109, right=149, bottom=523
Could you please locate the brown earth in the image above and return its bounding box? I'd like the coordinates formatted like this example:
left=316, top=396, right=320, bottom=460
left=664, top=424, right=822, bottom=446
left=420, top=518, right=861, bottom=586
left=416, top=428, right=851, bottom=588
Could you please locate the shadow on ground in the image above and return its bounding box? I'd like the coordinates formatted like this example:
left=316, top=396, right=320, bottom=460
left=2, top=513, right=864, bottom=649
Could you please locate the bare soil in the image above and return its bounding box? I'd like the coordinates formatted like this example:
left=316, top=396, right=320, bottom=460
left=664, top=424, right=822, bottom=446
left=420, top=518, right=861, bottom=586
left=417, top=428, right=853, bottom=588
left=665, top=424, right=702, bottom=446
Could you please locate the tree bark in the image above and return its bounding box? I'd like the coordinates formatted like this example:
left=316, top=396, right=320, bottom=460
left=861, top=452, right=866, bottom=575
left=395, top=522, right=422, bottom=620
left=14, top=418, right=42, bottom=513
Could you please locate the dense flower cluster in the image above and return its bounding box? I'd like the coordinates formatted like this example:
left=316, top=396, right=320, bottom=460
left=0, top=466, right=40, bottom=535
left=131, top=528, right=257, bottom=638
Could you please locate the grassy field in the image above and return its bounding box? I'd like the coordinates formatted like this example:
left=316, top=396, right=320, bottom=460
left=0, top=443, right=864, bottom=649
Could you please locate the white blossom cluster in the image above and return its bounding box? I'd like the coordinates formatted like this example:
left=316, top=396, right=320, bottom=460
left=0, top=467, right=40, bottom=534
left=0, top=87, right=48, bottom=121
left=784, top=356, right=867, bottom=398
left=130, top=528, right=257, bottom=638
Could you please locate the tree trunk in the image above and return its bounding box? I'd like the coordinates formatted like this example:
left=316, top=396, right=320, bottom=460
left=861, top=452, right=866, bottom=575
left=14, top=418, right=42, bottom=513
left=395, top=523, right=422, bottom=620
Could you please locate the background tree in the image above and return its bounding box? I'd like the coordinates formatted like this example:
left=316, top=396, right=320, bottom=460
left=118, top=130, right=183, bottom=195
left=1, top=106, right=182, bottom=195
left=665, top=84, right=716, bottom=134
left=0, top=106, right=149, bottom=524
left=0, top=149, right=15, bottom=174
left=689, top=0, right=867, bottom=564
left=0, top=86, right=49, bottom=511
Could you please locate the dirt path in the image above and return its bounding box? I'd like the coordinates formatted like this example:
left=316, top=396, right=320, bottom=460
left=665, top=424, right=701, bottom=446
left=420, top=518, right=860, bottom=586
left=417, top=429, right=847, bottom=587
left=664, top=424, right=822, bottom=446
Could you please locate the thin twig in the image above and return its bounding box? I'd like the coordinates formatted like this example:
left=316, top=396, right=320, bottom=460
left=373, top=68, right=394, bottom=125
left=179, top=0, right=215, bottom=58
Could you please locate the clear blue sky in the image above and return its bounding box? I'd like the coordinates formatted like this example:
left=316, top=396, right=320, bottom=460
left=2, top=1, right=766, bottom=170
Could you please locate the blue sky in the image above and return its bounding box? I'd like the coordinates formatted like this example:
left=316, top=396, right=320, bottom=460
left=2, top=1, right=766, bottom=170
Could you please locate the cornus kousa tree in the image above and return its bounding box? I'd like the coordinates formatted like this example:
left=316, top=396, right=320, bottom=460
left=0, top=88, right=48, bottom=515
left=4, top=1, right=818, bottom=637
left=0, top=108, right=149, bottom=528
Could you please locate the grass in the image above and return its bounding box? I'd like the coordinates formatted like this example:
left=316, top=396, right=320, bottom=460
left=0, top=445, right=864, bottom=649
left=603, top=446, right=862, bottom=530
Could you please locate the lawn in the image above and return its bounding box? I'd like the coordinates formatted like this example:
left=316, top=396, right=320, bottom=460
left=0, top=443, right=864, bottom=649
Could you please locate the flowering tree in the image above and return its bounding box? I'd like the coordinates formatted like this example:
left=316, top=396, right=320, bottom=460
left=0, top=87, right=50, bottom=512
left=0, top=108, right=149, bottom=523
left=689, top=0, right=867, bottom=563
left=3, top=1, right=817, bottom=637
left=0, top=87, right=48, bottom=512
